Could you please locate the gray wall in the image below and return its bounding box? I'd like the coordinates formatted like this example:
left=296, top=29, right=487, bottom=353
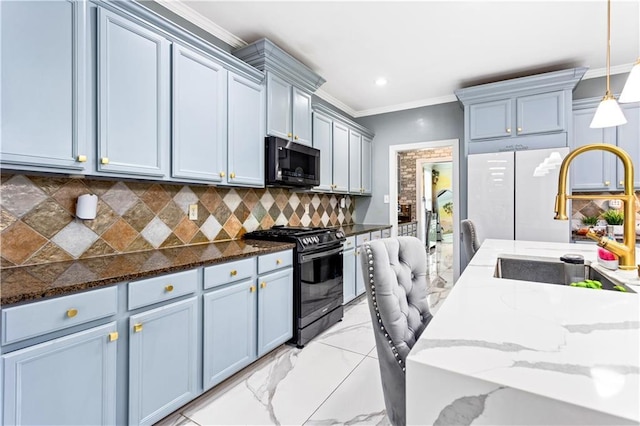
left=355, top=102, right=464, bottom=224
left=573, top=73, right=628, bottom=100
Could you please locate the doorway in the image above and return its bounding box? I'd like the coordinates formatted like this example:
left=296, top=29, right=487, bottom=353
left=388, top=139, right=460, bottom=281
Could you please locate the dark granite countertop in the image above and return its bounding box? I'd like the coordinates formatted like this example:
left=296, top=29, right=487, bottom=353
left=0, top=240, right=294, bottom=307
left=337, top=224, right=391, bottom=236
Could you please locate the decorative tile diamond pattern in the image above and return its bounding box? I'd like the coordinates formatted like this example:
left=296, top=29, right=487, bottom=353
left=0, top=174, right=358, bottom=265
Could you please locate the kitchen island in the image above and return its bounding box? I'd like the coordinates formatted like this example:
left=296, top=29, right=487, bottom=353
left=407, top=239, right=639, bottom=425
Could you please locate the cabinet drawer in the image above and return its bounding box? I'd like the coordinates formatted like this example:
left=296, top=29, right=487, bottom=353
left=128, top=269, right=197, bottom=310
left=371, top=230, right=382, bottom=240
left=382, top=228, right=391, bottom=238
left=356, top=232, right=371, bottom=246
left=204, top=257, right=255, bottom=290
left=343, top=236, right=356, bottom=250
left=258, top=250, right=293, bottom=275
left=2, top=286, right=118, bottom=345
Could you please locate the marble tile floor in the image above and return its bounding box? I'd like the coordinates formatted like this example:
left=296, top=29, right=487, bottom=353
left=156, top=242, right=455, bottom=426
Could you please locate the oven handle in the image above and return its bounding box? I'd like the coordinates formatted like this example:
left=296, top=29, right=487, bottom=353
left=300, top=246, right=343, bottom=262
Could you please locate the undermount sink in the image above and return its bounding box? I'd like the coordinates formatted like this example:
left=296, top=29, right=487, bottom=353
left=494, top=255, right=635, bottom=293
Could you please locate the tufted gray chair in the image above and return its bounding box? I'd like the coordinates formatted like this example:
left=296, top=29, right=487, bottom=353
left=361, top=236, right=433, bottom=426
left=461, top=219, right=480, bottom=260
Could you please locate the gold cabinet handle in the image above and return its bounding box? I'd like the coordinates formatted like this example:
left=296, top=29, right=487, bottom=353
left=100, top=157, right=109, bottom=165
left=133, top=323, right=143, bottom=333
left=260, top=282, right=267, bottom=288
left=287, top=132, right=293, bottom=138
left=108, top=332, right=119, bottom=342
left=230, top=269, right=237, bottom=276
left=165, top=284, right=174, bottom=292
left=506, top=128, right=511, bottom=134
left=276, top=259, right=282, bottom=265
left=517, top=127, right=522, bottom=132
left=230, top=172, right=236, bottom=179
left=619, top=180, right=624, bottom=186
left=347, top=241, right=352, bottom=246
left=605, top=181, right=610, bottom=186
left=66, top=308, right=78, bottom=318
left=220, top=171, right=225, bottom=177
left=76, top=155, right=87, bottom=163
left=294, top=135, right=299, bottom=140
left=249, top=285, right=256, bottom=293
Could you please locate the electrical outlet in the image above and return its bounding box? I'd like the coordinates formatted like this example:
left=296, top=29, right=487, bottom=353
left=609, top=199, right=622, bottom=209
left=304, top=204, right=309, bottom=215
left=188, top=204, right=198, bottom=220
left=383, top=194, right=390, bottom=204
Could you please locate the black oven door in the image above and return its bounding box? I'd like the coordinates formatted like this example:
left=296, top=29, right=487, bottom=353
left=298, top=245, right=344, bottom=328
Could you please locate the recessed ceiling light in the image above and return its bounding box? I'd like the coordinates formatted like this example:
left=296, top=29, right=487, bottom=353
left=375, top=78, right=387, bottom=86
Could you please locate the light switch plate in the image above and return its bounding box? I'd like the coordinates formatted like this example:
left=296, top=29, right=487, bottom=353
left=188, top=204, right=198, bottom=220
left=383, top=195, right=390, bottom=204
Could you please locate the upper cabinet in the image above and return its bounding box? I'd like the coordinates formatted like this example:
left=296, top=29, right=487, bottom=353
left=234, top=38, right=324, bottom=147
left=0, top=0, right=88, bottom=173
left=571, top=100, right=640, bottom=191
left=311, top=104, right=374, bottom=196
left=456, top=68, right=587, bottom=154
left=97, top=8, right=170, bottom=178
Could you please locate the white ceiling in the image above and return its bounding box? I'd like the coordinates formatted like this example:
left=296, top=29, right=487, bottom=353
left=157, top=1, right=640, bottom=117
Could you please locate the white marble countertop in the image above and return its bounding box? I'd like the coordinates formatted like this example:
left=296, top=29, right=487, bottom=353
left=407, top=239, right=639, bottom=425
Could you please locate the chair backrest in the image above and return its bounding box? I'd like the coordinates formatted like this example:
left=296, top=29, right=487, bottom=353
left=461, top=219, right=480, bottom=259
left=361, top=236, right=433, bottom=426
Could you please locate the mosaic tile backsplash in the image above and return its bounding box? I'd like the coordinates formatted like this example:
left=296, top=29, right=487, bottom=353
left=0, top=174, right=355, bottom=267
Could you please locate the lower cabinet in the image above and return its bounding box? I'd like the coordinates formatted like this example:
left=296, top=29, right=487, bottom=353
left=203, top=278, right=257, bottom=390
left=355, top=246, right=365, bottom=296
left=343, top=247, right=356, bottom=304
left=128, top=297, right=198, bottom=426
left=257, top=268, right=293, bottom=357
left=2, top=322, right=118, bottom=425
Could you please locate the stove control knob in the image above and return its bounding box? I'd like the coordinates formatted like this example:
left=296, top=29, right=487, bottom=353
left=315, top=236, right=320, bottom=243
left=302, top=238, right=309, bottom=245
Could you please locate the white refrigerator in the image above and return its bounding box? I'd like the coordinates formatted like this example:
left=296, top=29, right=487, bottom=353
left=467, top=146, right=570, bottom=244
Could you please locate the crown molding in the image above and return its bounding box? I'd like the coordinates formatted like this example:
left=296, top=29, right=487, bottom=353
left=353, top=94, right=459, bottom=118
left=583, top=63, right=634, bottom=79
left=314, top=89, right=357, bottom=118
left=154, top=0, right=247, bottom=49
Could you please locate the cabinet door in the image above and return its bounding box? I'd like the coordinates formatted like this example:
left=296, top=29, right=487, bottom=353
left=332, top=122, right=350, bottom=193
left=312, top=112, right=334, bottom=192
left=349, top=130, right=362, bottom=193
left=571, top=108, right=615, bottom=191
left=517, top=91, right=565, bottom=135
left=129, top=297, right=198, bottom=426
left=343, top=248, right=356, bottom=304
left=98, top=8, right=169, bottom=177
left=266, top=73, right=292, bottom=140
left=355, top=247, right=365, bottom=296
left=172, top=44, right=227, bottom=182
left=469, top=99, right=512, bottom=140
left=0, top=0, right=87, bottom=172
left=2, top=322, right=117, bottom=426
left=228, top=73, right=264, bottom=187
left=292, top=87, right=312, bottom=145
left=203, top=279, right=257, bottom=390
left=615, top=104, right=640, bottom=189
left=361, top=136, right=372, bottom=195
left=257, top=268, right=293, bottom=357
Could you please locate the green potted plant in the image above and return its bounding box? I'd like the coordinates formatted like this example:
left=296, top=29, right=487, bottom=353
left=581, top=216, right=599, bottom=227
left=602, top=209, right=624, bottom=235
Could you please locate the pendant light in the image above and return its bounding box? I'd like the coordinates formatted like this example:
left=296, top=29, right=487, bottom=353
left=590, top=0, right=627, bottom=128
left=619, top=58, right=640, bottom=103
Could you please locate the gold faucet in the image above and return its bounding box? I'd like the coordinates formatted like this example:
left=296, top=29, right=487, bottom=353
left=555, top=144, right=636, bottom=270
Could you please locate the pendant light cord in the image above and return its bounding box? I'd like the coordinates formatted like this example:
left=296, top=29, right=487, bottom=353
left=606, top=0, right=612, bottom=97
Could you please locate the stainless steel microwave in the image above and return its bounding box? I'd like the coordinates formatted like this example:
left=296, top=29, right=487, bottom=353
left=265, top=136, right=320, bottom=188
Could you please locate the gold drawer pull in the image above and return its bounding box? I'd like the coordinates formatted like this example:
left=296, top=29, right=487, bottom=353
left=619, top=180, right=624, bottom=186
left=506, top=128, right=511, bottom=134
left=287, top=133, right=292, bottom=138
left=100, top=157, right=109, bottom=165
left=108, top=332, right=119, bottom=342
left=76, top=155, right=87, bottom=163
left=133, top=323, right=143, bottom=333
left=230, top=172, right=236, bottom=179
left=66, top=308, right=78, bottom=318
left=260, top=282, right=267, bottom=289
left=249, top=285, right=256, bottom=293
left=294, top=135, right=299, bottom=140
left=230, top=269, right=238, bottom=276
left=605, top=181, right=610, bottom=186
left=220, top=171, right=226, bottom=177
left=517, top=127, right=522, bottom=132
left=276, top=259, right=282, bottom=265
left=165, top=285, right=174, bottom=292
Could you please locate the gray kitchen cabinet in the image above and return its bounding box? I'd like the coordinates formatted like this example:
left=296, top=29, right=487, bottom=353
left=227, top=72, right=264, bottom=187
left=312, top=112, right=335, bottom=192
left=468, top=99, right=512, bottom=140
left=2, top=322, right=118, bottom=426
left=128, top=297, right=198, bottom=426
left=257, top=267, right=294, bottom=357
left=571, top=101, right=640, bottom=191
left=361, top=136, right=372, bottom=195
left=354, top=233, right=371, bottom=296
left=0, top=0, right=88, bottom=173
left=203, top=278, right=257, bottom=390
left=349, top=130, right=362, bottom=194
left=171, top=44, right=227, bottom=183
left=333, top=122, right=351, bottom=193
left=97, top=8, right=170, bottom=178
left=266, top=73, right=312, bottom=145
left=343, top=236, right=356, bottom=304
